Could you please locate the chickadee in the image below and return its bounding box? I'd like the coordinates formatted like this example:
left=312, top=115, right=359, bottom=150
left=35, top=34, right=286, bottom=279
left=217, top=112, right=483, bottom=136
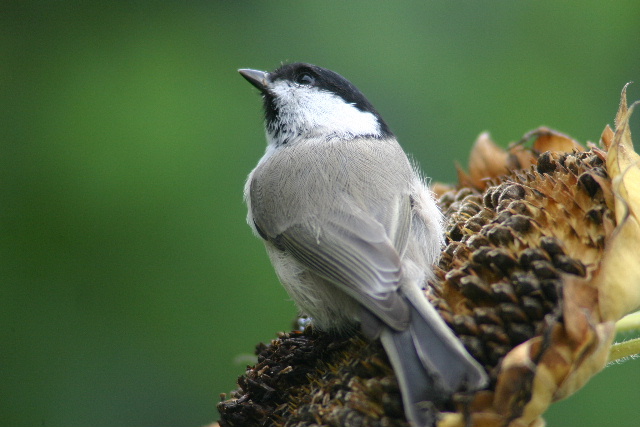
left=239, top=63, right=487, bottom=426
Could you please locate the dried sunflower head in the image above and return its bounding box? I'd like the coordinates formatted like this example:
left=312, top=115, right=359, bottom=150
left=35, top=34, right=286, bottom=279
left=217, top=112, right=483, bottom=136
left=218, top=88, right=640, bottom=427
left=434, top=85, right=640, bottom=427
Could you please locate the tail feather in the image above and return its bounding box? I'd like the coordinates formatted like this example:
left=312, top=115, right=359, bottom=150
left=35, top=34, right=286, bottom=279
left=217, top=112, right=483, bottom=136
left=380, top=286, right=488, bottom=426
left=380, top=327, right=440, bottom=426
left=404, top=283, right=487, bottom=392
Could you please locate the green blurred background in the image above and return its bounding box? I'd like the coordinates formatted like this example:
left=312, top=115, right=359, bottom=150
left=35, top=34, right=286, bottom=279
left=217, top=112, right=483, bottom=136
left=2, top=2, right=639, bottom=426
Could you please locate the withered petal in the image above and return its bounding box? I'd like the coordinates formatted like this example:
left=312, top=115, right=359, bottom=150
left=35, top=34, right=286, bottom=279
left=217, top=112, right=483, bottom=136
left=597, top=86, right=640, bottom=321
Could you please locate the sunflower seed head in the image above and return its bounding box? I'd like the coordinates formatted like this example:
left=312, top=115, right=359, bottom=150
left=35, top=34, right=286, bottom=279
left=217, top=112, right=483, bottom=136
left=433, top=145, right=613, bottom=386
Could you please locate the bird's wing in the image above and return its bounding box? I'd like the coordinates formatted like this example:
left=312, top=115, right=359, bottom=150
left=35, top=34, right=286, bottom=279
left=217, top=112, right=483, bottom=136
left=270, top=202, right=412, bottom=331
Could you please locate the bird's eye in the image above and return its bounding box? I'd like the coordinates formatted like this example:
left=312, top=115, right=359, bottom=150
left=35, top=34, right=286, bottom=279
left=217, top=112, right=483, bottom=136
left=295, top=72, right=315, bottom=86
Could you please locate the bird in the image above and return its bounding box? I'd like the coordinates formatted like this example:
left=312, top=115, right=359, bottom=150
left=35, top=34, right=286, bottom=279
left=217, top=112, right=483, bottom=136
left=239, top=63, right=487, bottom=426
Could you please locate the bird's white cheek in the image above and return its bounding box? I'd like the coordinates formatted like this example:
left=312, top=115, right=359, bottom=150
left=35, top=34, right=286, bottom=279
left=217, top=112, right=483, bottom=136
left=270, top=84, right=381, bottom=139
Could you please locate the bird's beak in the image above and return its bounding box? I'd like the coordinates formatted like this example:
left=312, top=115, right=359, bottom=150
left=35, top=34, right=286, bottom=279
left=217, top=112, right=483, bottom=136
left=238, top=69, right=269, bottom=91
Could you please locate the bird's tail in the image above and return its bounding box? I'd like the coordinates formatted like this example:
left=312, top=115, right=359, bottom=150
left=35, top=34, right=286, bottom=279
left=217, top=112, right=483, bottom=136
left=380, top=285, right=488, bottom=426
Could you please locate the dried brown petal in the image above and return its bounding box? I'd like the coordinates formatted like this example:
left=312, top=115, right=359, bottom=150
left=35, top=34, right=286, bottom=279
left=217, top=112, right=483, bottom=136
left=600, top=124, right=614, bottom=150
left=523, top=127, right=585, bottom=153
left=465, top=132, right=510, bottom=190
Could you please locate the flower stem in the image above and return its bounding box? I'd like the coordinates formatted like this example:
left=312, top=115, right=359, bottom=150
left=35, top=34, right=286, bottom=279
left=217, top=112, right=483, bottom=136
left=608, top=337, right=640, bottom=364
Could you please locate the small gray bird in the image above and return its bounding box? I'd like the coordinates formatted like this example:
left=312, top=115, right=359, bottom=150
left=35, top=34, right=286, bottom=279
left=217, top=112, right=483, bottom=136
left=239, top=63, right=487, bottom=426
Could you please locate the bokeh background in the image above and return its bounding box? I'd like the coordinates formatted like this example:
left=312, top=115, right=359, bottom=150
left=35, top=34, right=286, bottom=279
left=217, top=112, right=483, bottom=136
left=2, top=2, right=639, bottom=427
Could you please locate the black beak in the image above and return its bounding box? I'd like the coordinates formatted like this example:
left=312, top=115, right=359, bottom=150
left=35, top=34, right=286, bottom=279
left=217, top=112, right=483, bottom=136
left=238, top=69, right=269, bottom=91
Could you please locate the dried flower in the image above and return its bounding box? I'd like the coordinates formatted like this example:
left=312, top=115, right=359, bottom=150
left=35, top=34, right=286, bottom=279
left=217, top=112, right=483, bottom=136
left=218, top=88, right=640, bottom=427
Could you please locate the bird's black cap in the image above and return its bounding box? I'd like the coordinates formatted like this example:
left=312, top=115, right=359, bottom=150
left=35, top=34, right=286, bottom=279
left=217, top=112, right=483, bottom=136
left=239, top=63, right=392, bottom=137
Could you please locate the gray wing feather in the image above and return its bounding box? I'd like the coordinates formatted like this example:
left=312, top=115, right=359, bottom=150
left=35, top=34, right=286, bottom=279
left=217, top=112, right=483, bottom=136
left=274, top=214, right=410, bottom=331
